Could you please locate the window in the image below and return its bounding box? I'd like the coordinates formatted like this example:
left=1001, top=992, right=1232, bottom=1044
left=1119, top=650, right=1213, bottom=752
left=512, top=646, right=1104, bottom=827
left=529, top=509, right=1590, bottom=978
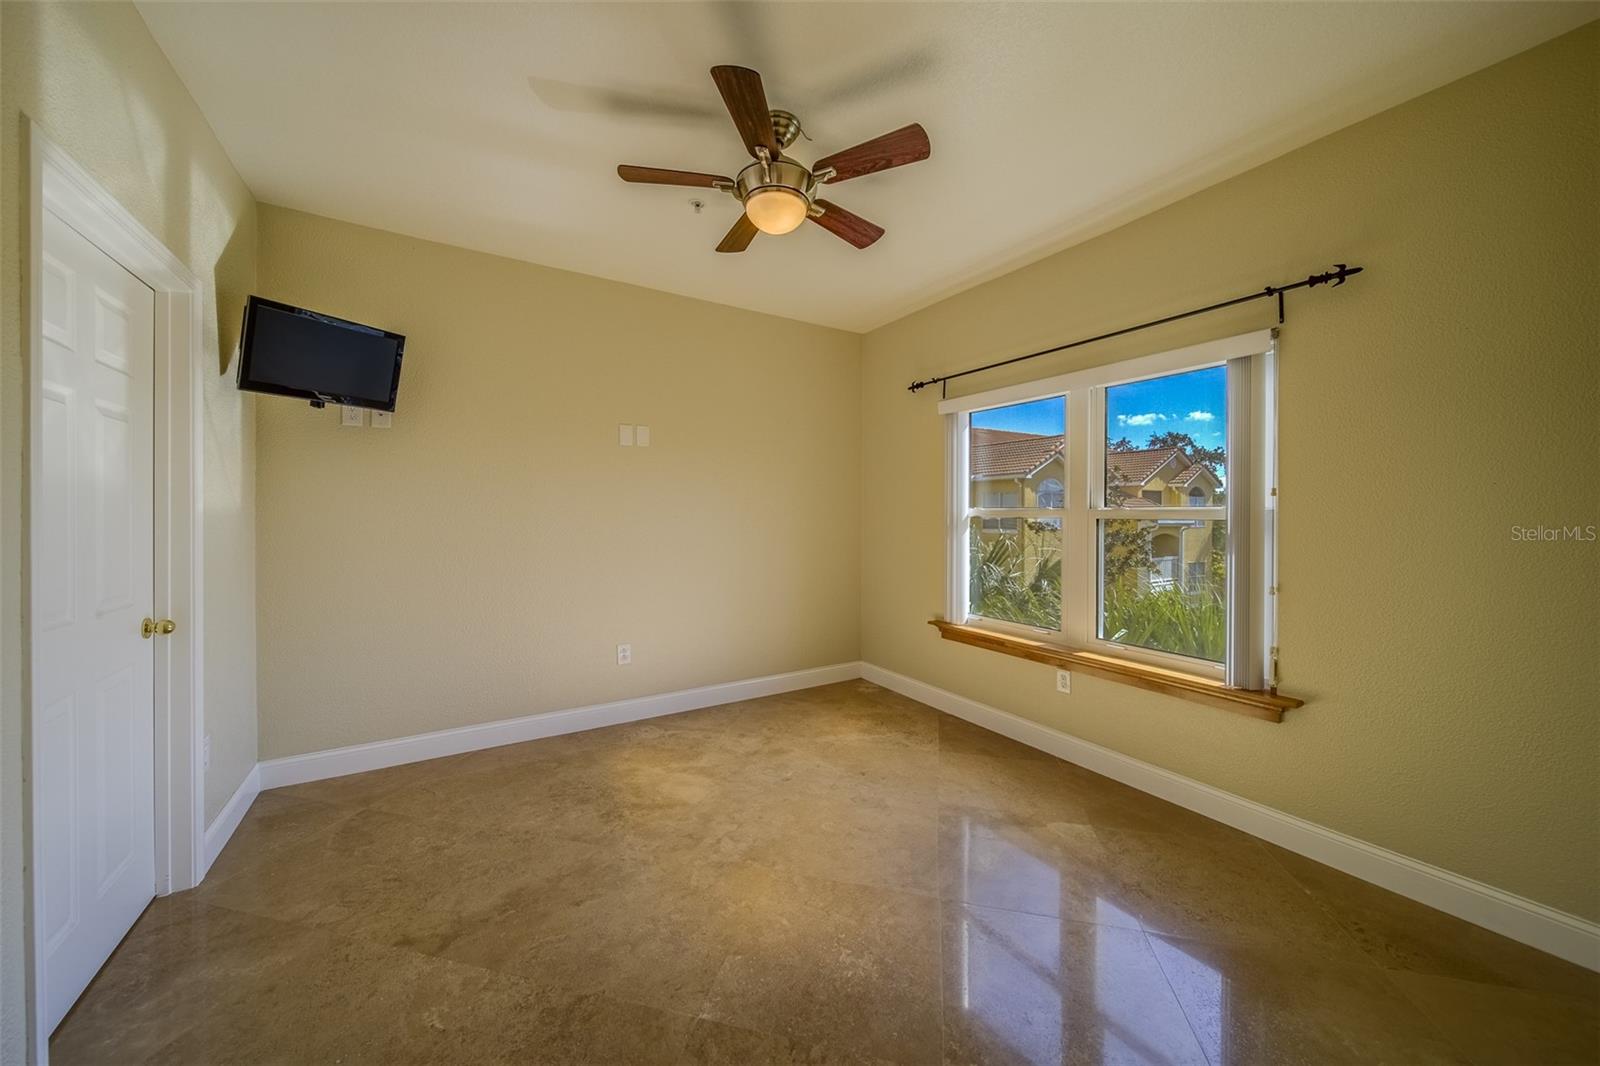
left=1099, top=364, right=1227, bottom=663
left=945, top=330, right=1276, bottom=687
left=967, top=398, right=1064, bottom=629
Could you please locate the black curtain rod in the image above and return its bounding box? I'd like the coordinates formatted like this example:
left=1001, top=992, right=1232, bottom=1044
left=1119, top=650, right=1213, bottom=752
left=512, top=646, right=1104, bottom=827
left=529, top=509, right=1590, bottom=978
left=907, top=263, right=1364, bottom=396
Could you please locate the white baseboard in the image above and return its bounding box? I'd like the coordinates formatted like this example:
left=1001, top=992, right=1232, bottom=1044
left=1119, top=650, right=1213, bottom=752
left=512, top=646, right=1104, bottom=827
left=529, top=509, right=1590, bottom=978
left=861, top=662, right=1600, bottom=972
left=257, top=661, right=864, bottom=791
left=202, top=764, right=261, bottom=877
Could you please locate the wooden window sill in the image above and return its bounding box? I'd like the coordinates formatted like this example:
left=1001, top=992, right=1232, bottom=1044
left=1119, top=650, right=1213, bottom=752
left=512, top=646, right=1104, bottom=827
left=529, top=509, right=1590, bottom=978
left=929, top=620, right=1304, bottom=723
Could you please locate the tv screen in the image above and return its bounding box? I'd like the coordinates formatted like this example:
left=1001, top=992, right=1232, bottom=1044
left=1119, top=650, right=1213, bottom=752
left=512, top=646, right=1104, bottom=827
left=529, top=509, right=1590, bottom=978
left=236, top=296, right=405, bottom=411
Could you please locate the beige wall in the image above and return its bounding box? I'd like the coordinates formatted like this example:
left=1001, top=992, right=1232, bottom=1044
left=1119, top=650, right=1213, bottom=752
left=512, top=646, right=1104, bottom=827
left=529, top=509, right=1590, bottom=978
left=861, top=25, right=1599, bottom=922
left=254, top=205, right=860, bottom=759
left=0, top=4, right=259, bottom=1059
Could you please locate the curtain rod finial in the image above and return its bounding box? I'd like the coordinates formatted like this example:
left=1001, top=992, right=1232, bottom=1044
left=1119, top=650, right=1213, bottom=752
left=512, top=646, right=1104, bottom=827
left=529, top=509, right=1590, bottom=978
left=1310, top=263, right=1363, bottom=288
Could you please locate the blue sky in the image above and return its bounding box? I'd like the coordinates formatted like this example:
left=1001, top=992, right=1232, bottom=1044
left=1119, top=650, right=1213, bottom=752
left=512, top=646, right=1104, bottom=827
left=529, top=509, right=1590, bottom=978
left=971, top=396, right=1063, bottom=435
left=970, top=366, right=1225, bottom=450
left=1105, top=365, right=1225, bottom=449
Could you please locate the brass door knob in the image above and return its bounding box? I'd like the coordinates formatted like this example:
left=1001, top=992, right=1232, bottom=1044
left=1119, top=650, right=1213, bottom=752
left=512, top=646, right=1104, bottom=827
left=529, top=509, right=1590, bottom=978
left=141, top=618, right=177, bottom=638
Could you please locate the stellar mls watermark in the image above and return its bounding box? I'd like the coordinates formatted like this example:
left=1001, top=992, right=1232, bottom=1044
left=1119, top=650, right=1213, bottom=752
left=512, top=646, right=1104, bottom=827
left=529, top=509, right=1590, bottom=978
left=1510, top=524, right=1597, bottom=543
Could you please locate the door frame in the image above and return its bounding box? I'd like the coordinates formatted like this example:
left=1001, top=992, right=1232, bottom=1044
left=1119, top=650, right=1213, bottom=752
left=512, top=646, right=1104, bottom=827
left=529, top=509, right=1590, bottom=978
left=25, top=121, right=207, bottom=1058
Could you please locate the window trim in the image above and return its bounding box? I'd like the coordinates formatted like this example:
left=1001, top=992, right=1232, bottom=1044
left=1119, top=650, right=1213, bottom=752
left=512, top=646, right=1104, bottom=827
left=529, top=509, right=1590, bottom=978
left=944, top=329, right=1277, bottom=688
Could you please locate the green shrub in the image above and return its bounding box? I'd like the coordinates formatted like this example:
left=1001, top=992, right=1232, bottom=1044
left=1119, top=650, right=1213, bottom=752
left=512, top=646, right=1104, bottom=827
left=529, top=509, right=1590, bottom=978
left=1102, top=585, right=1224, bottom=662
left=970, top=524, right=1060, bottom=629
left=970, top=518, right=1224, bottom=662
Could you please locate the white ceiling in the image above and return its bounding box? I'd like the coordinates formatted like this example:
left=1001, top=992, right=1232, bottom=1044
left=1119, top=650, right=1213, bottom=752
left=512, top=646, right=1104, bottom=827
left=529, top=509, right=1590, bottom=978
left=138, top=2, right=1594, bottom=332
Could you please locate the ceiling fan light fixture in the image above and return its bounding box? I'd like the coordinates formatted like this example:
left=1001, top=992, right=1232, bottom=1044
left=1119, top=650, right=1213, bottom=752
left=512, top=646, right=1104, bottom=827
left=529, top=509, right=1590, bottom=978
left=744, top=187, right=808, bottom=235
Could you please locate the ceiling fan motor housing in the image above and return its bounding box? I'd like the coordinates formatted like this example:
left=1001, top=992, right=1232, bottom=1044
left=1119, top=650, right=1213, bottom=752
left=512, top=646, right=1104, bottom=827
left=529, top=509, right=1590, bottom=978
left=731, top=157, right=819, bottom=213
left=768, top=109, right=804, bottom=150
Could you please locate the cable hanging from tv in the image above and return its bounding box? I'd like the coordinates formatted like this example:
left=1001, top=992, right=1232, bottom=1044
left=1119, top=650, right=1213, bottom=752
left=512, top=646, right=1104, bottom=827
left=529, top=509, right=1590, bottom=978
left=906, top=263, right=1364, bottom=397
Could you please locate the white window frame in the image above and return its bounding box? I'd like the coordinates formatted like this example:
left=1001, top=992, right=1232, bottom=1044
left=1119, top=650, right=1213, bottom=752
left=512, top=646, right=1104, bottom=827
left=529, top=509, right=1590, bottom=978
left=943, top=329, right=1278, bottom=688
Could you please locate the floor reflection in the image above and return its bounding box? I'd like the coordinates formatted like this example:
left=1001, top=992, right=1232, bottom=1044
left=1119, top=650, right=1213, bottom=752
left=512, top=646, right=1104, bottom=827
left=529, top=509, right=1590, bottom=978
left=956, top=818, right=1062, bottom=1064
left=1144, top=939, right=1224, bottom=1065
left=958, top=904, right=1061, bottom=1065
left=952, top=817, right=1220, bottom=1065
left=956, top=816, right=1064, bottom=921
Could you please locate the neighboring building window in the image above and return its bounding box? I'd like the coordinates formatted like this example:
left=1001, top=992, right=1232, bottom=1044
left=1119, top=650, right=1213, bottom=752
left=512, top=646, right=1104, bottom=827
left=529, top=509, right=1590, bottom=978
left=946, top=330, right=1277, bottom=686
left=977, top=486, right=1021, bottom=508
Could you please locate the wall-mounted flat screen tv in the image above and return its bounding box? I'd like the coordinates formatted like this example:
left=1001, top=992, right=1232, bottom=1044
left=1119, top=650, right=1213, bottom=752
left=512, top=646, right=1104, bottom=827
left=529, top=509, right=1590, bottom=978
left=236, top=296, right=405, bottom=411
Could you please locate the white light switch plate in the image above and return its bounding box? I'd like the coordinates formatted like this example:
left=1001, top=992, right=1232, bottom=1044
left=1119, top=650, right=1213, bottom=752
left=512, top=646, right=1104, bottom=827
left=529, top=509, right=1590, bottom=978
left=619, top=424, right=634, bottom=446
left=371, top=410, right=392, bottom=429
left=635, top=425, right=650, bottom=447
left=341, top=405, right=364, bottom=427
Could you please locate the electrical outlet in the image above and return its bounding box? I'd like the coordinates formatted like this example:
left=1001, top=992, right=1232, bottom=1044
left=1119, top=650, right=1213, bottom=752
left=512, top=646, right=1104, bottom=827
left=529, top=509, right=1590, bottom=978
left=616, top=643, right=632, bottom=666
left=341, top=405, right=364, bottom=427
left=203, top=733, right=212, bottom=770
left=1055, top=670, right=1071, bottom=694
left=370, top=410, right=392, bottom=429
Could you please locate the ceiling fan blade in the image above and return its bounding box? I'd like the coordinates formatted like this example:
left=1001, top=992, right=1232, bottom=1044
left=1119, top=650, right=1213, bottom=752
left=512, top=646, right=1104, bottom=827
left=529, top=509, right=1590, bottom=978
left=617, top=165, right=731, bottom=188
left=710, top=65, right=780, bottom=158
left=814, top=123, right=930, bottom=183
left=809, top=200, right=884, bottom=249
left=716, top=213, right=759, bottom=253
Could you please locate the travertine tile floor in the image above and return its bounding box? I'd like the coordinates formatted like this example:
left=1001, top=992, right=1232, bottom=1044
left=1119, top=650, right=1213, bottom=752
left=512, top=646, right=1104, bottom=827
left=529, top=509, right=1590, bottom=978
left=53, top=681, right=1598, bottom=1065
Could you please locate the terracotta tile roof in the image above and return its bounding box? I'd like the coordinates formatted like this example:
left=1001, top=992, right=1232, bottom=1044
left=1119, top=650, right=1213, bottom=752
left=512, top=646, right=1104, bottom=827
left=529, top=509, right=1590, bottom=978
left=970, top=428, right=1063, bottom=480
left=1104, top=447, right=1184, bottom=486
left=973, top=435, right=1219, bottom=491
left=1169, top=463, right=1215, bottom=488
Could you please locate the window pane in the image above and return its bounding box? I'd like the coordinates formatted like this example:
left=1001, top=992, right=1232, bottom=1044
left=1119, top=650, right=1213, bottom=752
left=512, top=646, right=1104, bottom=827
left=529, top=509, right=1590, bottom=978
left=1099, top=518, right=1226, bottom=662
left=970, top=516, right=1061, bottom=630
left=1104, top=366, right=1225, bottom=508
left=971, top=396, right=1065, bottom=510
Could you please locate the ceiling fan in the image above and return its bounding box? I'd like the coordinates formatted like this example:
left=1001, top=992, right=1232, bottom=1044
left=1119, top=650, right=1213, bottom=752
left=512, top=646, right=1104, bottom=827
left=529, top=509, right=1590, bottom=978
left=617, top=65, right=930, bottom=253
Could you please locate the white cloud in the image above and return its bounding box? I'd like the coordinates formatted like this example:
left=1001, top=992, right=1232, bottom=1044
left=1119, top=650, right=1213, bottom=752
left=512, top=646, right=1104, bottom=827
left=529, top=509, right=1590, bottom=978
left=1117, top=412, right=1166, bottom=426
left=1186, top=410, right=1216, bottom=422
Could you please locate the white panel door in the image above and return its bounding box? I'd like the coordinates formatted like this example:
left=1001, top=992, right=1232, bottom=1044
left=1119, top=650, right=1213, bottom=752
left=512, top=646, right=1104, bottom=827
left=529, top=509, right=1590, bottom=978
left=36, top=209, right=157, bottom=1034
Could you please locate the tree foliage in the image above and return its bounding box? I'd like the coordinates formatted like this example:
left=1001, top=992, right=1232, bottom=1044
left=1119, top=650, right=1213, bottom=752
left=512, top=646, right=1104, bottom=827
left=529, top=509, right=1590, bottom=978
left=1143, top=430, right=1224, bottom=477
left=1101, top=518, right=1155, bottom=585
